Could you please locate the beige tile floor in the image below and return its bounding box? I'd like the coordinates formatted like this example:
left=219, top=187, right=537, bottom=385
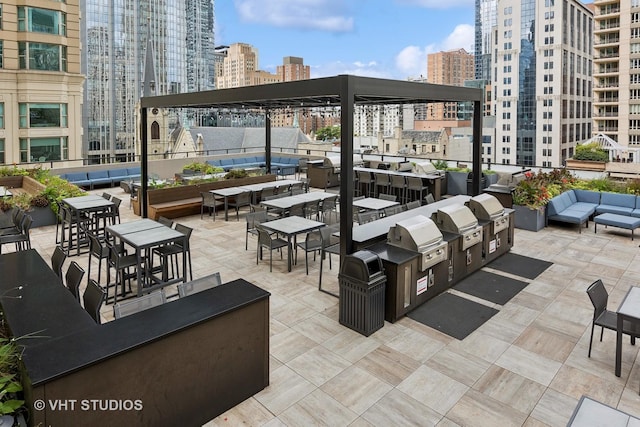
left=20, top=186, right=640, bottom=426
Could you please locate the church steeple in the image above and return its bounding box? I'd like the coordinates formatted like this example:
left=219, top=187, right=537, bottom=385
left=143, top=37, right=158, bottom=97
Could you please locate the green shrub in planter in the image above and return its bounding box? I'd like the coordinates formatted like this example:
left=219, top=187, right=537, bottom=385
left=573, top=142, right=608, bottom=162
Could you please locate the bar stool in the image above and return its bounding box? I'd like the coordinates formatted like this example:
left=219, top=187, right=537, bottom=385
left=390, top=175, right=407, bottom=204
left=106, top=240, right=137, bottom=304
left=407, top=176, right=430, bottom=204
left=374, top=172, right=390, bottom=197
left=357, top=170, right=374, bottom=198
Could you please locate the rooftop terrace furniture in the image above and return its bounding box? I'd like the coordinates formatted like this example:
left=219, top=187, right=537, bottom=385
left=113, top=290, right=167, bottom=319
left=587, top=279, right=640, bottom=357
left=177, top=272, right=222, bottom=298
left=83, top=278, right=106, bottom=324
left=546, top=189, right=597, bottom=233
left=594, top=213, right=640, bottom=240
left=596, top=192, right=637, bottom=216
left=145, top=174, right=275, bottom=220
left=61, top=166, right=141, bottom=189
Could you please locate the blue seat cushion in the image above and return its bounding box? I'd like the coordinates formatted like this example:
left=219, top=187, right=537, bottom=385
left=549, top=208, right=590, bottom=224
left=574, top=189, right=600, bottom=204
left=108, top=168, right=129, bottom=180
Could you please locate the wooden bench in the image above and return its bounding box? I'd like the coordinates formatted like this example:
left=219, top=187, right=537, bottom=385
left=146, top=175, right=277, bottom=220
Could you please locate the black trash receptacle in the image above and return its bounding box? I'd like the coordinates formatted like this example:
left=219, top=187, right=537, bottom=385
left=467, top=172, right=487, bottom=196
left=338, top=250, right=386, bottom=336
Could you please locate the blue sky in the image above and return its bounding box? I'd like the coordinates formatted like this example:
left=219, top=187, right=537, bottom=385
left=215, top=0, right=476, bottom=81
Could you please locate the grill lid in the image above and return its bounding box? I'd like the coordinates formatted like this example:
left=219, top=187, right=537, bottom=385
left=432, top=204, right=478, bottom=233
left=387, top=215, right=444, bottom=251
left=467, top=193, right=504, bottom=220
left=414, top=162, right=437, bottom=175
left=325, top=155, right=364, bottom=168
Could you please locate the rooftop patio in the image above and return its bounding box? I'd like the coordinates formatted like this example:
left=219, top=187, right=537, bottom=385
left=17, top=183, right=640, bottom=426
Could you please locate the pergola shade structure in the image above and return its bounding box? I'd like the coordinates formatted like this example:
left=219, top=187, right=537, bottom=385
left=140, top=74, right=483, bottom=257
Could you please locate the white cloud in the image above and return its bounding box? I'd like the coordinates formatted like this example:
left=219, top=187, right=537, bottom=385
left=442, top=24, right=475, bottom=52
left=394, top=24, right=474, bottom=79
left=310, top=61, right=393, bottom=79
left=234, top=0, right=354, bottom=33
left=395, top=0, right=474, bottom=8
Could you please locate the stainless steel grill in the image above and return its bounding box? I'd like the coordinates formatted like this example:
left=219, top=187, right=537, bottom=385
left=467, top=193, right=510, bottom=234
left=325, top=155, right=364, bottom=173
left=431, top=205, right=483, bottom=250
left=387, top=215, right=448, bottom=271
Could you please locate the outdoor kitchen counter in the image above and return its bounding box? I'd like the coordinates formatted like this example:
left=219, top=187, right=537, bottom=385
left=351, top=195, right=471, bottom=249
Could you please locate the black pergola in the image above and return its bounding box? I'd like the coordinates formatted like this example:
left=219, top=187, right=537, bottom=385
left=140, top=74, right=483, bottom=257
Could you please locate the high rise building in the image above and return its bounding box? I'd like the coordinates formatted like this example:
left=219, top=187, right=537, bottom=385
left=593, top=1, right=639, bottom=155
left=216, top=43, right=280, bottom=89
left=475, top=0, right=498, bottom=81
left=427, top=49, right=475, bottom=120
left=277, top=57, right=310, bottom=82
left=0, top=1, right=84, bottom=164
left=82, top=0, right=214, bottom=164
left=493, top=0, right=593, bottom=167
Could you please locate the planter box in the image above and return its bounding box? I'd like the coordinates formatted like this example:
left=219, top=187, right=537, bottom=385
left=513, top=204, right=546, bottom=231
left=28, top=206, right=57, bottom=228
left=565, top=159, right=606, bottom=171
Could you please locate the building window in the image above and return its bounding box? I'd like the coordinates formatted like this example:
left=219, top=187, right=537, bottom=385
left=0, top=103, right=3, bottom=128
left=151, top=121, right=160, bottom=139
left=19, top=137, right=68, bottom=162
left=0, top=40, right=3, bottom=68
left=17, top=7, right=66, bottom=36
left=0, top=139, right=3, bottom=164
left=19, top=103, right=67, bottom=128
left=18, top=42, right=67, bottom=71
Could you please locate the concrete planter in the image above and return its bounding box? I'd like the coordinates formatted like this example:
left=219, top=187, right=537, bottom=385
left=513, top=204, right=546, bottom=231
left=446, top=171, right=468, bottom=196
left=565, top=159, right=606, bottom=171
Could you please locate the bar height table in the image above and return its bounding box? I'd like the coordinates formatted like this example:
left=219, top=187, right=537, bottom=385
left=210, top=188, right=247, bottom=221
left=107, top=219, right=187, bottom=298
left=61, top=195, right=114, bottom=256
left=616, top=286, right=640, bottom=376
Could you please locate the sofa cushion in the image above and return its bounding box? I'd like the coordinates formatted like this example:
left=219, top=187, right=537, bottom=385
left=567, top=191, right=577, bottom=204
left=547, top=198, right=565, bottom=217
left=88, top=170, right=109, bottom=180
left=108, top=168, right=129, bottom=179
left=127, top=166, right=141, bottom=177
left=207, top=159, right=222, bottom=167
left=600, top=192, right=636, bottom=209
left=232, top=157, right=248, bottom=165
left=220, top=158, right=233, bottom=166
left=549, top=208, right=590, bottom=224
left=574, top=189, right=600, bottom=204
left=65, top=172, right=89, bottom=184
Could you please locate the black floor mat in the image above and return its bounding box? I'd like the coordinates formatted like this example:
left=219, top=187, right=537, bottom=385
left=453, top=270, right=528, bottom=305
left=407, top=292, right=498, bottom=340
left=487, top=253, right=552, bottom=280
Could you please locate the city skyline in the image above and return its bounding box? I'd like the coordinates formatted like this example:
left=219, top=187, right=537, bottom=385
left=215, top=0, right=476, bottom=80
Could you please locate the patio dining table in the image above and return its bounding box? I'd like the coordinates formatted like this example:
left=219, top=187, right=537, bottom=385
left=61, top=194, right=114, bottom=256
left=210, top=187, right=249, bottom=221
left=352, top=197, right=399, bottom=212
left=107, top=218, right=187, bottom=298
left=259, top=216, right=326, bottom=272
left=259, top=191, right=335, bottom=212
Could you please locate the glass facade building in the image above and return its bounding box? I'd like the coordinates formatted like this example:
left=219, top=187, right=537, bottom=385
left=82, top=0, right=215, bottom=164
left=474, top=0, right=497, bottom=81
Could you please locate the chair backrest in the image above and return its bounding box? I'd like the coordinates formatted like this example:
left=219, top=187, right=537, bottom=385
left=110, top=197, right=122, bottom=210
left=391, top=175, right=406, bottom=187
left=288, top=202, right=305, bottom=217
left=375, top=173, right=390, bottom=185
left=51, top=246, right=67, bottom=280
left=424, top=193, right=435, bottom=204
left=247, top=210, right=268, bottom=229
left=379, top=194, right=397, bottom=202
left=260, top=187, right=275, bottom=199
left=177, top=272, right=222, bottom=298
left=305, top=200, right=320, bottom=218
left=587, top=279, right=609, bottom=320
left=20, top=215, right=33, bottom=236
left=235, top=191, right=251, bottom=206
left=174, top=223, right=193, bottom=250
left=101, top=192, right=112, bottom=200
left=357, top=170, right=373, bottom=183
left=158, top=216, right=174, bottom=227
left=113, top=290, right=167, bottom=319
left=87, top=231, right=107, bottom=259
left=256, top=224, right=274, bottom=247
left=405, top=200, right=421, bottom=210
left=384, top=206, right=402, bottom=217
left=353, top=195, right=365, bottom=201
left=120, top=181, right=132, bottom=193
left=407, top=176, right=424, bottom=190
left=83, top=279, right=106, bottom=324
left=291, top=188, right=305, bottom=196
left=200, top=191, right=216, bottom=205
left=250, top=204, right=267, bottom=213
left=358, top=211, right=379, bottom=225
left=65, top=261, right=85, bottom=302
